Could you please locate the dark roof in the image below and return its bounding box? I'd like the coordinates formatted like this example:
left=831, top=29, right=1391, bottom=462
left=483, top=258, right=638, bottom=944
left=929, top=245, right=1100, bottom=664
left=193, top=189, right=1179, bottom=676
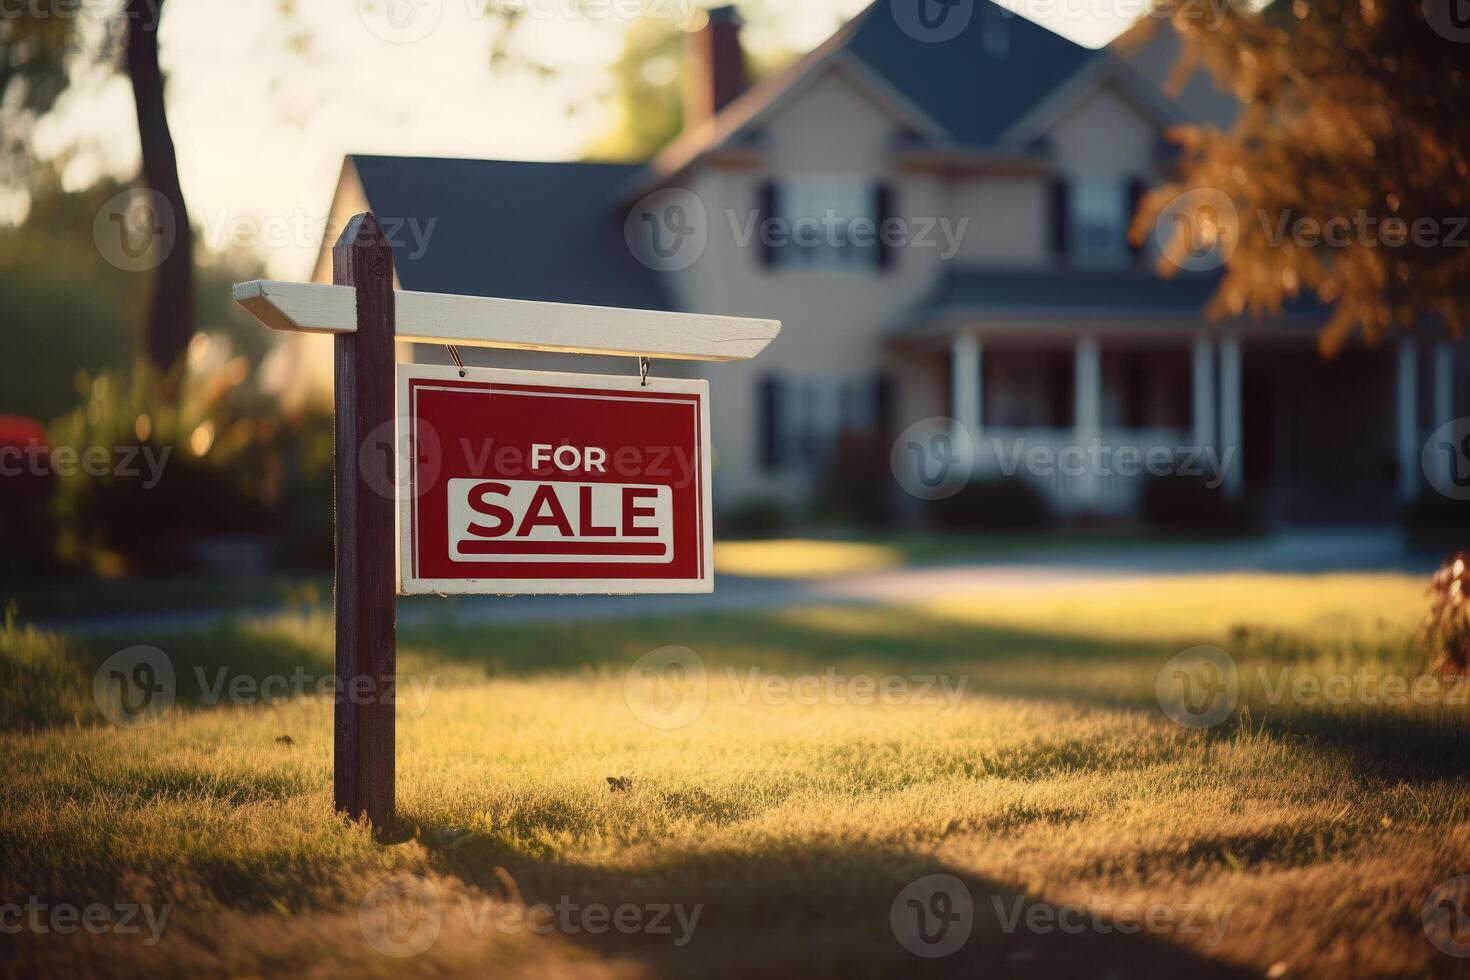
left=350, top=155, right=669, bottom=310
left=925, top=266, right=1222, bottom=313
left=843, top=3, right=1096, bottom=145
left=894, top=267, right=1325, bottom=332
left=644, top=2, right=1097, bottom=186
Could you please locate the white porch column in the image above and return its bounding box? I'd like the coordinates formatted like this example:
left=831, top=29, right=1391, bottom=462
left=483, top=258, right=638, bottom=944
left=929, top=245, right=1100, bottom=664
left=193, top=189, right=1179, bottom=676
left=1192, top=335, right=1216, bottom=451
left=950, top=332, right=981, bottom=441
left=1397, top=340, right=1419, bottom=502
left=1218, top=334, right=1242, bottom=499
left=1433, top=339, right=1454, bottom=490
left=1074, top=334, right=1101, bottom=505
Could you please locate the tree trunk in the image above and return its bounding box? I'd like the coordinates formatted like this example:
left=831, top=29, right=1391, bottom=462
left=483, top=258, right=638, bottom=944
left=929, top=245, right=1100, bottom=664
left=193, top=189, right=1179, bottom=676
left=125, top=0, right=194, bottom=380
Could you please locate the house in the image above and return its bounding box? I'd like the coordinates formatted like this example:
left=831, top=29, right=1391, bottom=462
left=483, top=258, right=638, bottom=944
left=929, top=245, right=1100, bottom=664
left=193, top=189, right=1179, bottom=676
left=310, top=2, right=1462, bottom=525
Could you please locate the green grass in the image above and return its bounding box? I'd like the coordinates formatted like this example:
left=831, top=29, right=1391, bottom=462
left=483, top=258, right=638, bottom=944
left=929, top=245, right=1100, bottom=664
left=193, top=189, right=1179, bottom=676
left=3, top=573, right=1468, bottom=977
left=3, top=574, right=330, bottom=619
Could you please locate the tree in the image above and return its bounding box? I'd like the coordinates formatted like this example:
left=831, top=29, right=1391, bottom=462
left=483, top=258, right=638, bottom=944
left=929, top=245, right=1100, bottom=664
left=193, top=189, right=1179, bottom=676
left=123, top=0, right=194, bottom=379
left=1135, top=0, right=1470, bottom=352
left=585, top=19, right=685, bottom=162
left=0, top=3, right=75, bottom=187
left=2, top=2, right=194, bottom=382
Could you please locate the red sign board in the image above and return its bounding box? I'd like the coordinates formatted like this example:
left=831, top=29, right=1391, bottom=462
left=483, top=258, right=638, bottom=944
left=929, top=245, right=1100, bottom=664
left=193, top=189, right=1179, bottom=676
left=397, top=365, right=712, bottom=595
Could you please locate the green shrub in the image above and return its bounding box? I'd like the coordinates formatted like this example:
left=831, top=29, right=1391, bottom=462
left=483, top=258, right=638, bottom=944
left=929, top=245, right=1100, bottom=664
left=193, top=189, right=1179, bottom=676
left=1423, top=553, right=1470, bottom=675
left=718, top=498, right=790, bottom=538
left=1140, top=472, right=1258, bottom=533
left=811, top=431, right=896, bottom=528
left=0, top=613, right=95, bottom=731
left=1405, top=494, right=1470, bottom=551
left=49, top=350, right=333, bottom=574
left=927, top=476, right=1049, bottom=530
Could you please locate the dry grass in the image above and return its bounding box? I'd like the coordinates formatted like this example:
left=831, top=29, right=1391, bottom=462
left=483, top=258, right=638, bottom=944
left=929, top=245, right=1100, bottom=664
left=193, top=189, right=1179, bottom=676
left=3, top=572, right=1468, bottom=977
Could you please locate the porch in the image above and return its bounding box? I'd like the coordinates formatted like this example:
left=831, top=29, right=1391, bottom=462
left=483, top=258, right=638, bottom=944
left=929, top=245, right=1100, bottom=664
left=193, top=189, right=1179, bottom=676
left=937, top=327, right=1460, bottom=520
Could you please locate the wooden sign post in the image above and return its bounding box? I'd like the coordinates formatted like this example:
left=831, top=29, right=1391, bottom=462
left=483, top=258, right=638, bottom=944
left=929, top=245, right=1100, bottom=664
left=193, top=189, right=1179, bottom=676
left=330, top=214, right=397, bottom=827
left=234, top=211, right=780, bottom=829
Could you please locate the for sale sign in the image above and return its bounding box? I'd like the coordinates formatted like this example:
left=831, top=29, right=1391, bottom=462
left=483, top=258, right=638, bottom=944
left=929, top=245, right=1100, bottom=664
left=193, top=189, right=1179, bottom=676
left=397, top=365, right=712, bottom=595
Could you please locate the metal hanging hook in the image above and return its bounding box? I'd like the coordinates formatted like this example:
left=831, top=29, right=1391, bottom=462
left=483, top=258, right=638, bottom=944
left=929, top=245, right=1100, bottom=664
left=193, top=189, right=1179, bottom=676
left=447, top=345, right=466, bottom=378
left=638, top=355, right=650, bottom=387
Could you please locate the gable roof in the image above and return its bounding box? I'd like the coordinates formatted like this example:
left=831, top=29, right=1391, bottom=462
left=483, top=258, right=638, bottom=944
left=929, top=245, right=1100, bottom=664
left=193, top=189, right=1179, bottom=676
left=843, top=2, right=1096, bottom=145
left=347, top=154, right=669, bottom=311
left=642, top=0, right=1096, bottom=188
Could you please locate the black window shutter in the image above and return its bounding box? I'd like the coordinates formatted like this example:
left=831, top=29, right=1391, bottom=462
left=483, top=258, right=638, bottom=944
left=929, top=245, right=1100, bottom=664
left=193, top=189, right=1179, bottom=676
left=1127, top=176, right=1148, bottom=261
left=757, top=181, right=778, bottom=269
left=873, top=182, right=895, bottom=272
left=1048, top=176, right=1069, bottom=260
left=1049, top=350, right=1074, bottom=428
left=758, top=374, right=782, bottom=471
left=873, top=371, right=894, bottom=433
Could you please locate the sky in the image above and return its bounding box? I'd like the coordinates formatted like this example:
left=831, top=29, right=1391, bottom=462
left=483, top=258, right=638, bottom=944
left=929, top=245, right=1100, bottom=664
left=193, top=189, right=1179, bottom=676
left=30, top=0, right=1148, bottom=278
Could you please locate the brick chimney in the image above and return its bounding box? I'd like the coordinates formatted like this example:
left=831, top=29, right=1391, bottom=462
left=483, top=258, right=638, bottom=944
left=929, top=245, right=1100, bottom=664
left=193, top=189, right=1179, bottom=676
left=683, top=5, right=746, bottom=129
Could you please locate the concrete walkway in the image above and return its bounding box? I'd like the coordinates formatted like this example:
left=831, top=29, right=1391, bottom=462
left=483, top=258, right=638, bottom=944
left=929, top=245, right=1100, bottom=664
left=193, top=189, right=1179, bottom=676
left=31, top=527, right=1442, bottom=638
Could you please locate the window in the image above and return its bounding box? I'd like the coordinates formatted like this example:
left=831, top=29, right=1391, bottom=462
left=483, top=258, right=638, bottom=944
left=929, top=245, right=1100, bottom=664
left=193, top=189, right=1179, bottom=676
left=1101, top=350, right=1190, bottom=430
left=757, top=374, right=883, bottom=472
left=768, top=178, right=882, bottom=270
left=983, top=351, right=1074, bottom=428
left=1072, top=179, right=1128, bottom=265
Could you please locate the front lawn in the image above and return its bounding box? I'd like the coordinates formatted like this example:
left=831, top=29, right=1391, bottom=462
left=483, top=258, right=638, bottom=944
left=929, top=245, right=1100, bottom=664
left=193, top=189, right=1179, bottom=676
left=3, top=573, right=1466, bottom=977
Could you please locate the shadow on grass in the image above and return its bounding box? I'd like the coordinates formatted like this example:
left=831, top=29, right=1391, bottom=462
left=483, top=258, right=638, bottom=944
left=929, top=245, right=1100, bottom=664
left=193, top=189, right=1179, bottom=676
left=420, top=835, right=1256, bottom=979
left=401, top=606, right=1470, bottom=787
left=33, top=599, right=1470, bottom=789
